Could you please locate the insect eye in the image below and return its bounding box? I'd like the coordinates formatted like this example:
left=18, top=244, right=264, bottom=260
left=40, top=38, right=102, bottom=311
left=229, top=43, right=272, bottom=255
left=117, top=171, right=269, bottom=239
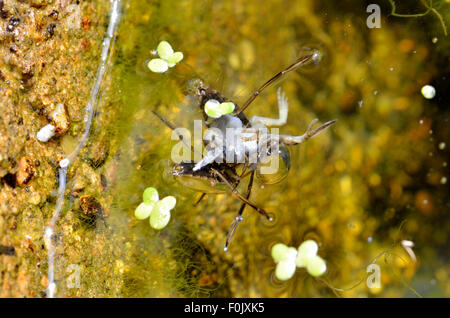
left=256, top=145, right=291, bottom=185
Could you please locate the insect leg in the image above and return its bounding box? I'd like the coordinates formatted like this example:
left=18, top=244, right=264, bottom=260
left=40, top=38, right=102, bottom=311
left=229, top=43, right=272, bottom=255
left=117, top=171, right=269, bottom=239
left=249, top=87, right=289, bottom=127
left=280, top=119, right=337, bottom=145
left=234, top=52, right=318, bottom=116
left=193, top=193, right=207, bottom=206
left=211, top=168, right=272, bottom=221
left=224, top=171, right=255, bottom=251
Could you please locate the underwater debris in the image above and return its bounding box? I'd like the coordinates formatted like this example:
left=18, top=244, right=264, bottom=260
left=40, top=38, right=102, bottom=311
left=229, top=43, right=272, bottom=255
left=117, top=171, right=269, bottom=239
left=49, top=103, right=70, bottom=136
left=271, top=240, right=327, bottom=281
left=0, top=245, right=15, bottom=256
left=80, top=195, right=103, bottom=215
left=204, top=99, right=235, bottom=118
left=78, top=195, right=106, bottom=226
left=36, top=124, right=56, bottom=142
left=388, top=0, right=448, bottom=36
left=147, top=41, right=183, bottom=73
left=401, top=240, right=417, bottom=263
left=16, top=157, right=36, bottom=186
left=134, top=187, right=176, bottom=230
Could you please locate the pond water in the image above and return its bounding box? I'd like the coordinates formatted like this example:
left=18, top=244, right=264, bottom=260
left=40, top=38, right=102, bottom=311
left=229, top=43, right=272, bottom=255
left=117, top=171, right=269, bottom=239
left=54, top=0, right=449, bottom=297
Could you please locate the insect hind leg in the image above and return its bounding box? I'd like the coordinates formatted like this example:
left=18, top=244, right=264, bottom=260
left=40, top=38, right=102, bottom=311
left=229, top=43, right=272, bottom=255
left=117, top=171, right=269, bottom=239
left=249, top=87, right=288, bottom=127
left=280, top=119, right=337, bottom=145
left=224, top=171, right=255, bottom=251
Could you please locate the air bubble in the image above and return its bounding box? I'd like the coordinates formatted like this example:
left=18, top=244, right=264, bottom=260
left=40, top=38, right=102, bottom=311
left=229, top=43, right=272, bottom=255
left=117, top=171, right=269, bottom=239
left=260, top=212, right=278, bottom=229
left=421, top=85, right=436, bottom=99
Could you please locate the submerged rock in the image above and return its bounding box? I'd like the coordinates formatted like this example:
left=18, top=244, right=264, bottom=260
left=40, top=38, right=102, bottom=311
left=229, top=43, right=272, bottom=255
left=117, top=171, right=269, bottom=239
left=49, top=103, right=70, bottom=136
left=80, top=195, right=102, bottom=216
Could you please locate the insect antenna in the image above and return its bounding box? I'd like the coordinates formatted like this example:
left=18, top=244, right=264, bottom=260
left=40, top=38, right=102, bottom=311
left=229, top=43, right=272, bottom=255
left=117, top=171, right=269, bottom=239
left=234, top=52, right=319, bottom=116
left=152, top=110, right=200, bottom=155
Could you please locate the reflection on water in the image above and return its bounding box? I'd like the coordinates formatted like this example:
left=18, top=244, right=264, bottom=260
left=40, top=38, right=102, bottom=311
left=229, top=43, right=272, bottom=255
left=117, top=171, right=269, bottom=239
left=60, top=0, right=449, bottom=297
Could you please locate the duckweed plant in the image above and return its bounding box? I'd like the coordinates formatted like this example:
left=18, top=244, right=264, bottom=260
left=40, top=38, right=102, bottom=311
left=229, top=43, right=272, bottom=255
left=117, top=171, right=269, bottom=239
left=147, top=41, right=184, bottom=73
left=135, top=187, right=177, bottom=230
left=204, top=100, right=236, bottom=118
left=272, top=240, right=327, bottom=281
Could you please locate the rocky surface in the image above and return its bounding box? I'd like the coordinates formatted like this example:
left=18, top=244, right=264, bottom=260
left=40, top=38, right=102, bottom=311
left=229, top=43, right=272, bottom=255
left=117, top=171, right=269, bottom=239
left=0, top=0, right=110, bottom=297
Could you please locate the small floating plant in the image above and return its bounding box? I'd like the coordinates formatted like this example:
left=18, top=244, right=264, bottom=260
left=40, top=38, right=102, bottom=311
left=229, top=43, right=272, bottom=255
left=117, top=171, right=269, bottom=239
left=134, top=187, right=176, bottom=230
left=271, top=240, right=327, bottom=281
left=147, top=41, right=184, bottom=73
left=204, top=99, right=235, bottom=118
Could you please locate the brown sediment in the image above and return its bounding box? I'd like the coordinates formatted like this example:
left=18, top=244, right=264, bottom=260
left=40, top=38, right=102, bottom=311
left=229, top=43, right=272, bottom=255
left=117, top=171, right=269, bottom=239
left=79, top=195, right=102, bottom=216
left=15, top=157, right=36, bottom=186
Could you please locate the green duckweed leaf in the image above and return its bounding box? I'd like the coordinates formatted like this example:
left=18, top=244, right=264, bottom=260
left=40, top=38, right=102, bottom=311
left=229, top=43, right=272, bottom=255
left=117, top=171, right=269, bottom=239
left=271, top=243, right=289, bottom=263
left=148, top=58, right=169, bottom=73
left=143, top=187, right=159, bottom=204
left=218, top=101, right=235, bottom=115
left=159, top=196, right=177, bottom=210
left=275, top=259, right=296, bottom=281
left=306, top=255, right=327, bottom=277
left=296, top=240, right=318, bottom=268
left=167, top=52, right=184, bottom=66
left=204, top=99, right=222, bottom=118
left=157, top=41, right=174, bottom=60
left=149, top=205, right=171, bottom=230
left=134, top=202, right=155, bottom=220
